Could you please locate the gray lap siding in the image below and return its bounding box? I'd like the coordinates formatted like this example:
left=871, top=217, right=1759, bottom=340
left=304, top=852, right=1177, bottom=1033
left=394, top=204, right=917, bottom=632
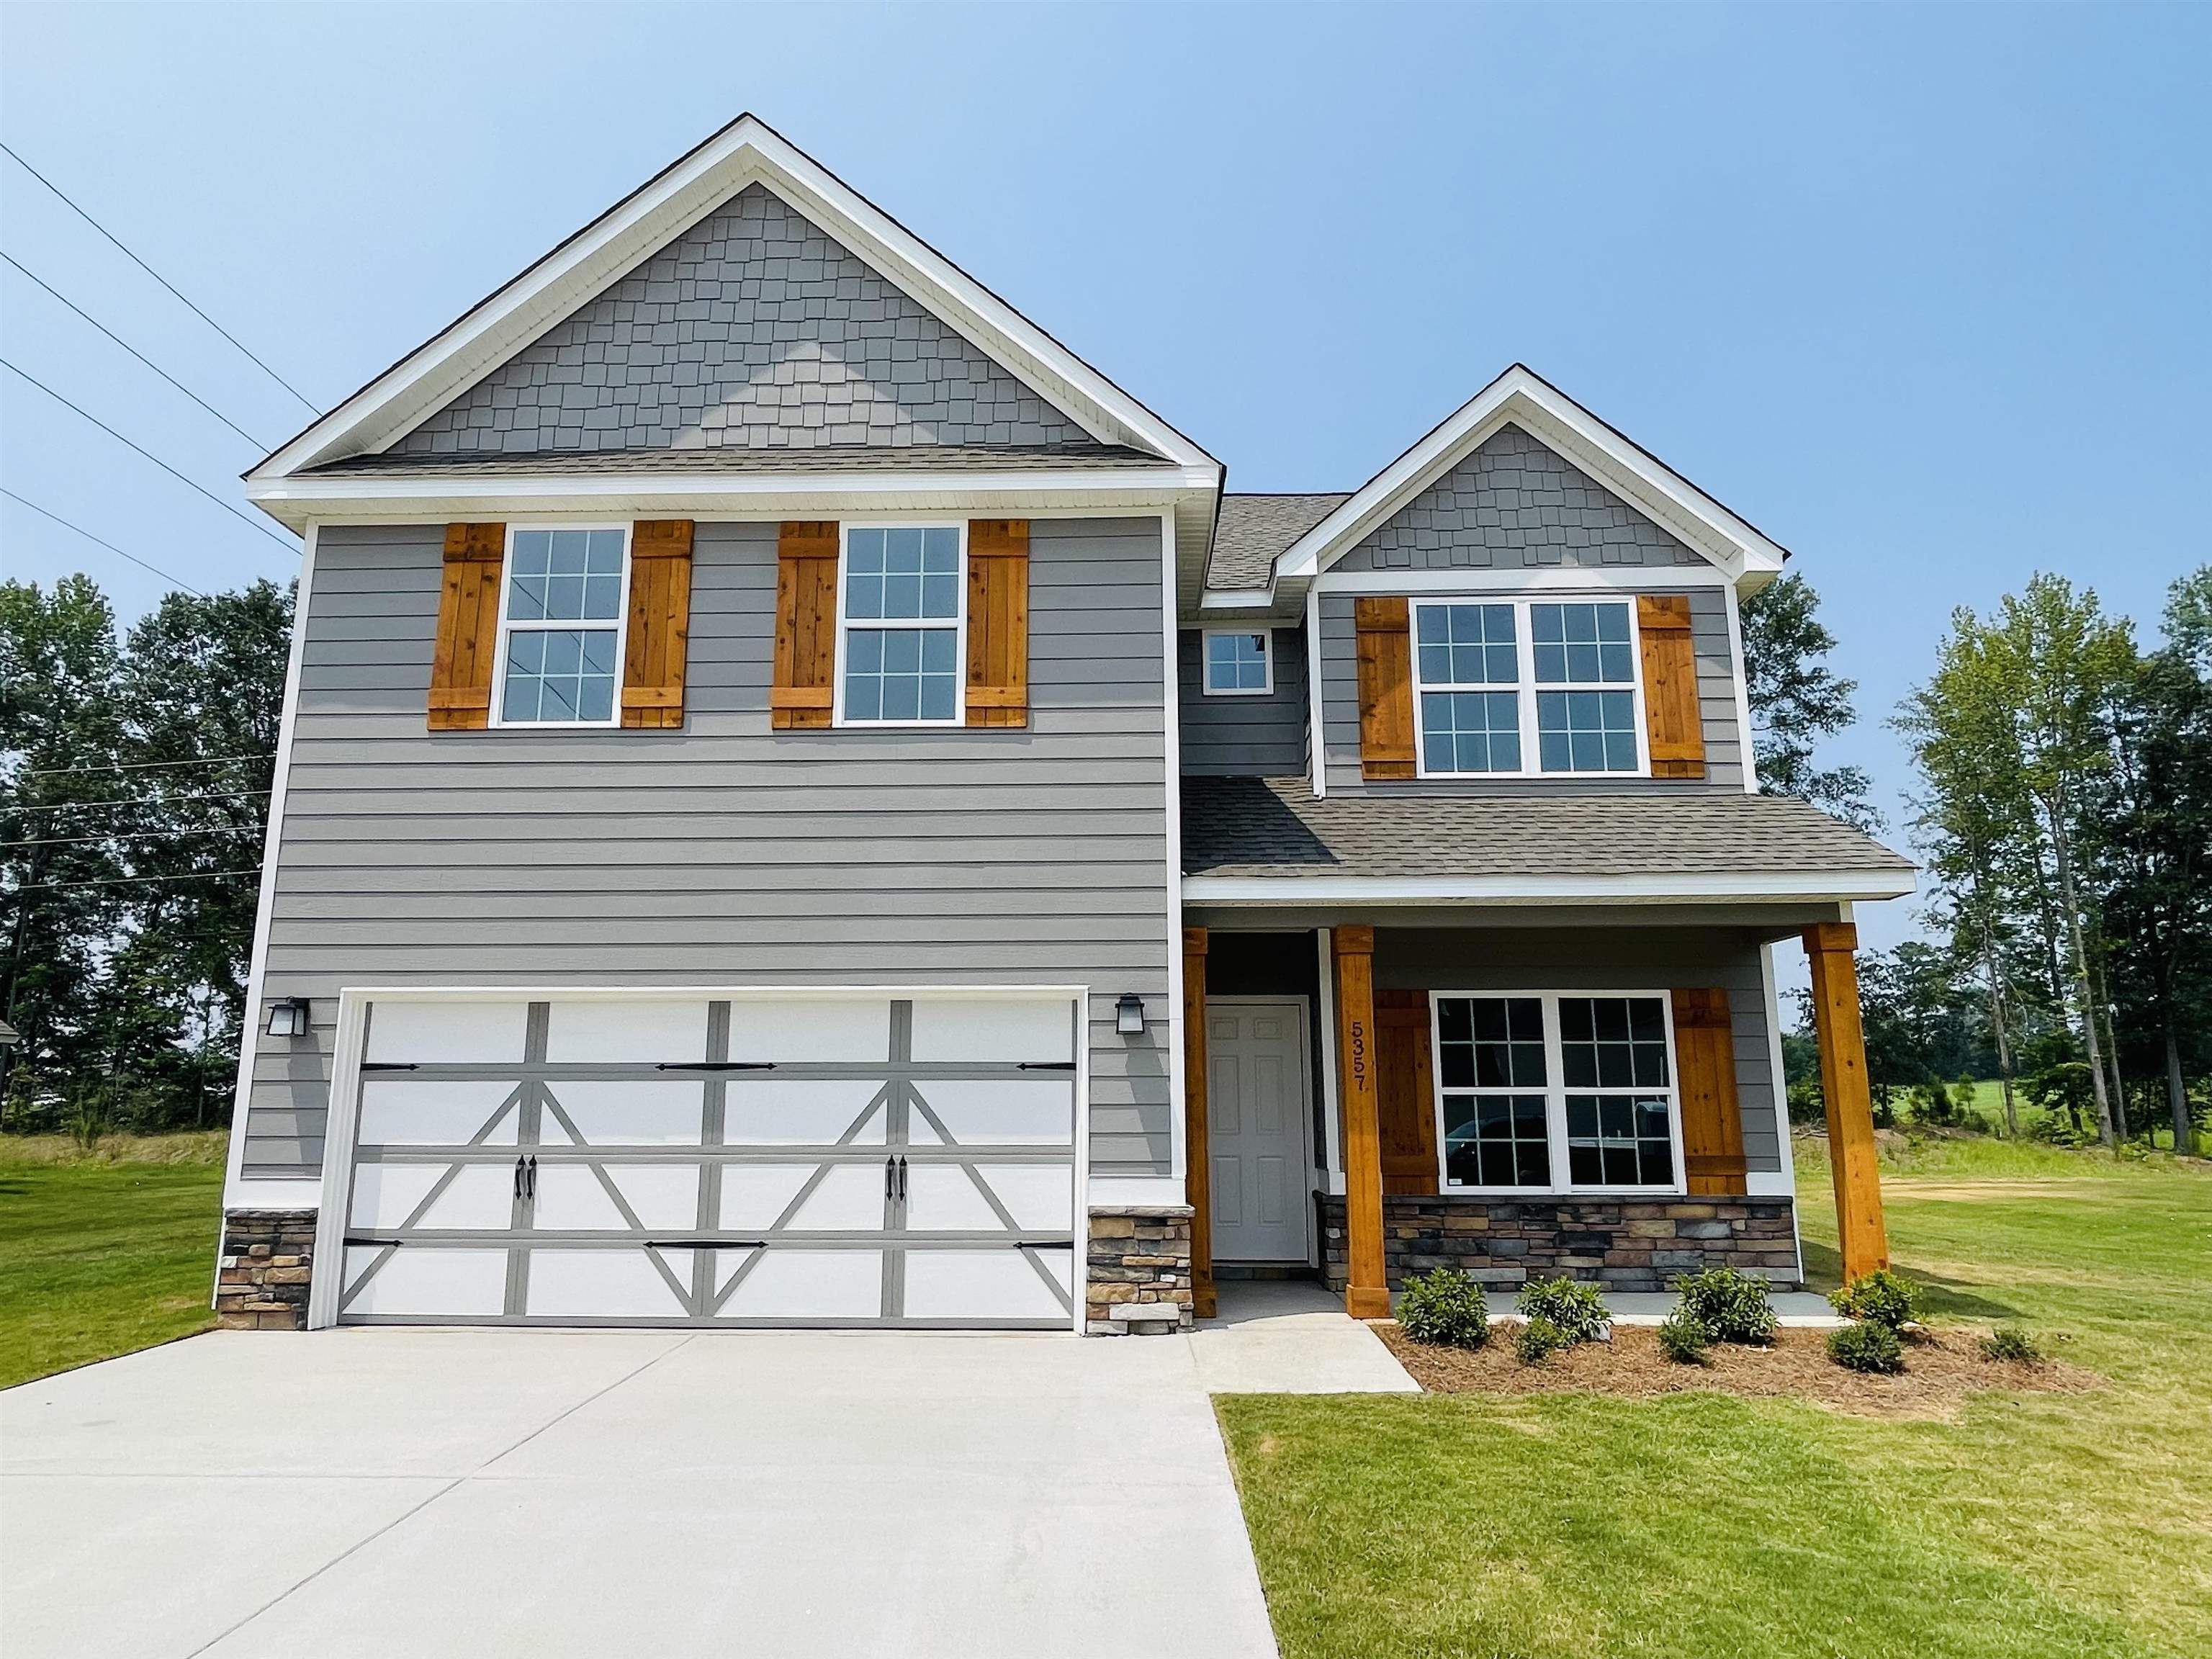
left=1175, top=626, right=1308, bottom=776
left=240, top=517, right=1173, bottom=1180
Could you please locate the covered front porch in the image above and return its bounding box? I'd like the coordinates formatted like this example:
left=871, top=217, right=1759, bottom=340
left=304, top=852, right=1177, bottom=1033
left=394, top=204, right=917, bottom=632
left=1177, top=907, right=1894, bottom=1322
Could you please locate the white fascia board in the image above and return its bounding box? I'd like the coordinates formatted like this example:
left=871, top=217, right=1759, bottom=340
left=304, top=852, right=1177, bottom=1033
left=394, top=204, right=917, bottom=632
left=1181, top=870, right=1917, bottom=905
left=246, top=467, right=1215, bottom=533
left=252, top=115, right=1219, bottom=482
left=1273, top=367, right=1789, bottom=585
left=1313, top=565, right=1737, bottom=595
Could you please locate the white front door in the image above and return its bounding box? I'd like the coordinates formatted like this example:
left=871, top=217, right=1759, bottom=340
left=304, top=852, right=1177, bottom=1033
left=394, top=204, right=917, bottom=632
left=1205, top=999, right=1311, bottom=1263
left=326, top=992, right=1080, bottom=1329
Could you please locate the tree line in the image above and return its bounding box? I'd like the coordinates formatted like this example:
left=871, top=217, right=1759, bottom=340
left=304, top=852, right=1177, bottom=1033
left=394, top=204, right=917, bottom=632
left=1748, top=566, right=2211, bottom=1156
left=1, top=575, right=291, bottom=1137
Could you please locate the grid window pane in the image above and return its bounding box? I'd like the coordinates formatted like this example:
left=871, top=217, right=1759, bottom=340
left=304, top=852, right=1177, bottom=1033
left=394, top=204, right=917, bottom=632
left=1437, top=997, right=1545, bottom=1091
left=848, top=526, right=958, bottom=621
left=1443, top=1092, right=1552, bottom=1188
left=1531, top=602, right=1635, bottom=685
left=508, top=529, right=623, bottom=624
left=1205, top=631, right=1269, bottom=692
left=1416, top=603, right=1518, bottom=687
left=1558, top=997, right=1669, bottom=1089
left=1421, top=691, right=1521, bottom=774
left=846, top=627, right=958, bottom=723
left=1565, top=1093, right=1675, bottom=1187
left=501, top=627, right=616, bottom=724
left=1537, top=689, right=1638, bottom=773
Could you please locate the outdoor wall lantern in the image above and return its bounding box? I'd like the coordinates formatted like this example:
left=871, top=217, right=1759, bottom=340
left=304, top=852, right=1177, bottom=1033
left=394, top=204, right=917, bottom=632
left=264, top=998, right=311, bottom=1038
left=1115, top=992, right=1146, bottom=1036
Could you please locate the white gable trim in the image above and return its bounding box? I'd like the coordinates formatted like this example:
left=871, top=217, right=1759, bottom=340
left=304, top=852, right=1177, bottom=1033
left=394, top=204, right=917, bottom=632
left=1272, top=365, right=1789, bottom=587
left=249, top=114, right=1218, bottom=483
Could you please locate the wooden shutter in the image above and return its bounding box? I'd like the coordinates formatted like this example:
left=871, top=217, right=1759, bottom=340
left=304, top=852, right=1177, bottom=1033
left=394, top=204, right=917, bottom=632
left=428, top=522, right=506, bottom=732
left=770, top=521, right=839, bottom=729
left=1637, top=593, right=1705, bottom=778
left=1354, top=596, right=1416, bottom=779
left=620, top=519, right=693, bottom=730
left=1672, top=987, right=1748, bottom=1195
left=1375, top=989, right=1439, bottom=1195
left=965, top=518, right=1029, bottom=729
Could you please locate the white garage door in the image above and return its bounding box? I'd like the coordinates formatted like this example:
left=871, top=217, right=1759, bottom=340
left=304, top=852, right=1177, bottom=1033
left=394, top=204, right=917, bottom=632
left=328, top=994, right=1079, bottom=1328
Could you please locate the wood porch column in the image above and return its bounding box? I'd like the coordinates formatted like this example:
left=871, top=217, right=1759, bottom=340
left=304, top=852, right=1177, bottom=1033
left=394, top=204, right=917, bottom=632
left=1182, top=926, right=1215, bottom=1319
left=1803, top=921, right=1890, bottom=1281
left=1332, top=925, right=1390, bottom=1319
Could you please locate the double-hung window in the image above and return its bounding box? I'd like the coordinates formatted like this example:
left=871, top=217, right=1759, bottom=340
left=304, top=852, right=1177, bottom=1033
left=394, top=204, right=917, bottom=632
left=496, top=526, right=629, bottom=726
left=1431, top=992, right=1681, bottom=1193
left=1202, top=629, right=1272, bottom=695
left=839, top=525, right=963, bottom=724
left=1411, top=598, right=1645, bottom=777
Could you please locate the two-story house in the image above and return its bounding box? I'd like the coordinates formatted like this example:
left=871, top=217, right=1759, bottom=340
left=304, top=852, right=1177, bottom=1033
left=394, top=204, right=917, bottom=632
left=217, top=115, right=1910, bottom=1337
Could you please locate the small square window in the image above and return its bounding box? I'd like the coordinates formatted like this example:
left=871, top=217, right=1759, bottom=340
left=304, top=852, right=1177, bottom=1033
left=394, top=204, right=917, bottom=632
left=1202, top=630, right=1271, bottom=695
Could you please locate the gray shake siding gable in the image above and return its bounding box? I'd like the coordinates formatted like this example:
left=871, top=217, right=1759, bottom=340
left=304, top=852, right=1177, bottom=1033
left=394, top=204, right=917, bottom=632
left=395, top=184, right=1095, bottom=456
left=1315, top=425, right=1746, bottom=794
left=239, top=517, right=1172, bottom=1180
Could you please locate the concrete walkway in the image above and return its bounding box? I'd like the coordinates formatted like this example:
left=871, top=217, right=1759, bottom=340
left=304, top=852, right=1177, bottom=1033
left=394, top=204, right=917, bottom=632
left=2, top=1329, right=1279, bottom=1659
left=1189, top=1280, right=1421, bottom=1393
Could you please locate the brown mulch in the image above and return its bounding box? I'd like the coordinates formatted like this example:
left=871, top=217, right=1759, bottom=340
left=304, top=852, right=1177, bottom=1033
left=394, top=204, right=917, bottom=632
left=1375, top=1321, right=2101, bottom=1420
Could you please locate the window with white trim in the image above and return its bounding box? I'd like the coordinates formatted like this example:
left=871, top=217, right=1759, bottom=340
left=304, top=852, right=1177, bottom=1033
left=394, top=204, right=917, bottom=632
left=1411, top=598, right=1645, bottom=777
left=496, top=526, right=629, bottom=726
left=1432, top=992, right=1680, bottom=1192
left=1202, top=628, right=1272, bottom=695
left=839, top=525, right=963, bottom=724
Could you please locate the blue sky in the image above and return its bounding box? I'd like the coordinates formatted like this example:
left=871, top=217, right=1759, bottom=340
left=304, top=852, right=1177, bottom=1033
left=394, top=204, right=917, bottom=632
left=3, top=2, right=2207, bottom=961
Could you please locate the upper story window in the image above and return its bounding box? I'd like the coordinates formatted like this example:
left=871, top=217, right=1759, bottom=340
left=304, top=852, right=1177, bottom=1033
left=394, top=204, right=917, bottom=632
left=1412, top=598, right=1645, bottom=778
left=1202, top=629, right=1272, bottom=696
left=497, top=526, right=629, bottom=726
left=1433, top=992, right=1680, bottom=1195
left=839, top=526, right=963, bottom=724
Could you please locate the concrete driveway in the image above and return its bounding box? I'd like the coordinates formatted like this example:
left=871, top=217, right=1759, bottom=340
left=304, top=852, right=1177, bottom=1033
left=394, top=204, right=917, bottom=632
left=1, top=1328, right=1280, bottom=1659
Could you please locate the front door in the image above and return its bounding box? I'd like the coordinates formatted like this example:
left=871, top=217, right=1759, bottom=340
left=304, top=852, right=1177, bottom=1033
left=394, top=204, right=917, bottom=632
left=1206, top=999, right=1311, bottom=1262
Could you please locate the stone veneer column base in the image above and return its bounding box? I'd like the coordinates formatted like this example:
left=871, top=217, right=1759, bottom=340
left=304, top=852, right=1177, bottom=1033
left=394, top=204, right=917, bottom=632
left=1084, top=1205, right=1195, bottom=1334
left=215, top=1210, right=318, bottom=1330
left=1320, top=1195, right=1800, bottom=1292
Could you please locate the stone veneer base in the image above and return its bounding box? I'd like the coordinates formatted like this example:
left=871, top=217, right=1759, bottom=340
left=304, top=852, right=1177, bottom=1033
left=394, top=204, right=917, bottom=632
left=215, top=1210, right=318, bottom=1329
left=1084, top=1205, right=1194, bottom=1334
left=1321, top=1195, right=1800, bottom=1293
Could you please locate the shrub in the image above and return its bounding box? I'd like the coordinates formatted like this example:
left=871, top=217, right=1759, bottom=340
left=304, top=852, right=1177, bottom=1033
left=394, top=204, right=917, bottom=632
left=1657, top=1307, right=1712, bottom=1364
left=1977, top=1324, right=2044, bottom=1364
left=1397, top=1269, right=1491, bottom=1349
left=1827, top=1268, right=1920, bottom=1331
left=1515, top=1276, right=1608, bottom=1344
left=1827, top=1321, right=1905, bottom=1373
left=1515, top=1316, right=1568, bottom=1365
left=1671, top=1267, right=1778, bottom=1346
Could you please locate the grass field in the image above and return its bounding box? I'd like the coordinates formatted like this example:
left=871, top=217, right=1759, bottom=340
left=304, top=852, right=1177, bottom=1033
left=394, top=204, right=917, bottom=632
left=1219, top=1134, right=2212, bottom=1659
left=0, top=1133, right=228, bottom=1390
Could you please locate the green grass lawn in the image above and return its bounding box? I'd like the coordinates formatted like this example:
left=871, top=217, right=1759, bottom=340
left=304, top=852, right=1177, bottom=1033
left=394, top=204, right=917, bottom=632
left=1219, top=1135, right=2212, bottom=1659
left=0, top=1133, right=228, bottom=1390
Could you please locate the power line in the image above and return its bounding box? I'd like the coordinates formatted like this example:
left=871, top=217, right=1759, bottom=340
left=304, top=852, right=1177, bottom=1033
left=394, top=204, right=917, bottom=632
left=0, top=357, right=297, bottom=553
left=7, top=867, right=260, bottom=895
left=10, top=752, right=272, bottom=779
left=1, top=251, right=270, bottom=447
left=12, top=789, right=271, bottom=814
left=4, top=825, right=263, bottom=851
left=0, top=487, right=207, bottom=595
left=0, top=141, right=320, bottom=416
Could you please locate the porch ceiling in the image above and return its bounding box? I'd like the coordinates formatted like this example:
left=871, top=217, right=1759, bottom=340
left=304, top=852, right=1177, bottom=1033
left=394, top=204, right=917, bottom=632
left=1179, top=777, right=1915, bottom=905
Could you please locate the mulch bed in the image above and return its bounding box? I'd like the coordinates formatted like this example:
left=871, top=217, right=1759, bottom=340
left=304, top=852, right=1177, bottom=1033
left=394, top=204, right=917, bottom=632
left=1375, top=1321, right=2100, bottom=1420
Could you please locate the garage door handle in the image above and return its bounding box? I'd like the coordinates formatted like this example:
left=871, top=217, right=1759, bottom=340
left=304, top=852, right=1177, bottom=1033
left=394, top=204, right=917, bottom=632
left=656, top=1061, right=775, bottom=1072
left=526, top=1156, right=537, bottom=1199
left=513, top=1156, right=526, bottom=1198
left=1017, top=1061, right=1075, bottom=1071
left=884, top=1157, right=896, bottom=1200
left=896, top=1156, right=907, bottom=1201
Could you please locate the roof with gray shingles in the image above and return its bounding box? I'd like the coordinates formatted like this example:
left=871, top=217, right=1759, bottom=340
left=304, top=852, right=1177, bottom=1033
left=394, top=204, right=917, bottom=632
left=1205, top=493, right=1353, bottom=591
left=1180, top=775, right=1915, bottom=880
left=302, top=444, right=1169, bottom=477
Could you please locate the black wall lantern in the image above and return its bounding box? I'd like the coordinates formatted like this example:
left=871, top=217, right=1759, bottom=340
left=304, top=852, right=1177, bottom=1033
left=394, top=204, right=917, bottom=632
left=1114, top=992, right=1146, bottom=1036
left=264, top=997, right=312, bottom=1038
